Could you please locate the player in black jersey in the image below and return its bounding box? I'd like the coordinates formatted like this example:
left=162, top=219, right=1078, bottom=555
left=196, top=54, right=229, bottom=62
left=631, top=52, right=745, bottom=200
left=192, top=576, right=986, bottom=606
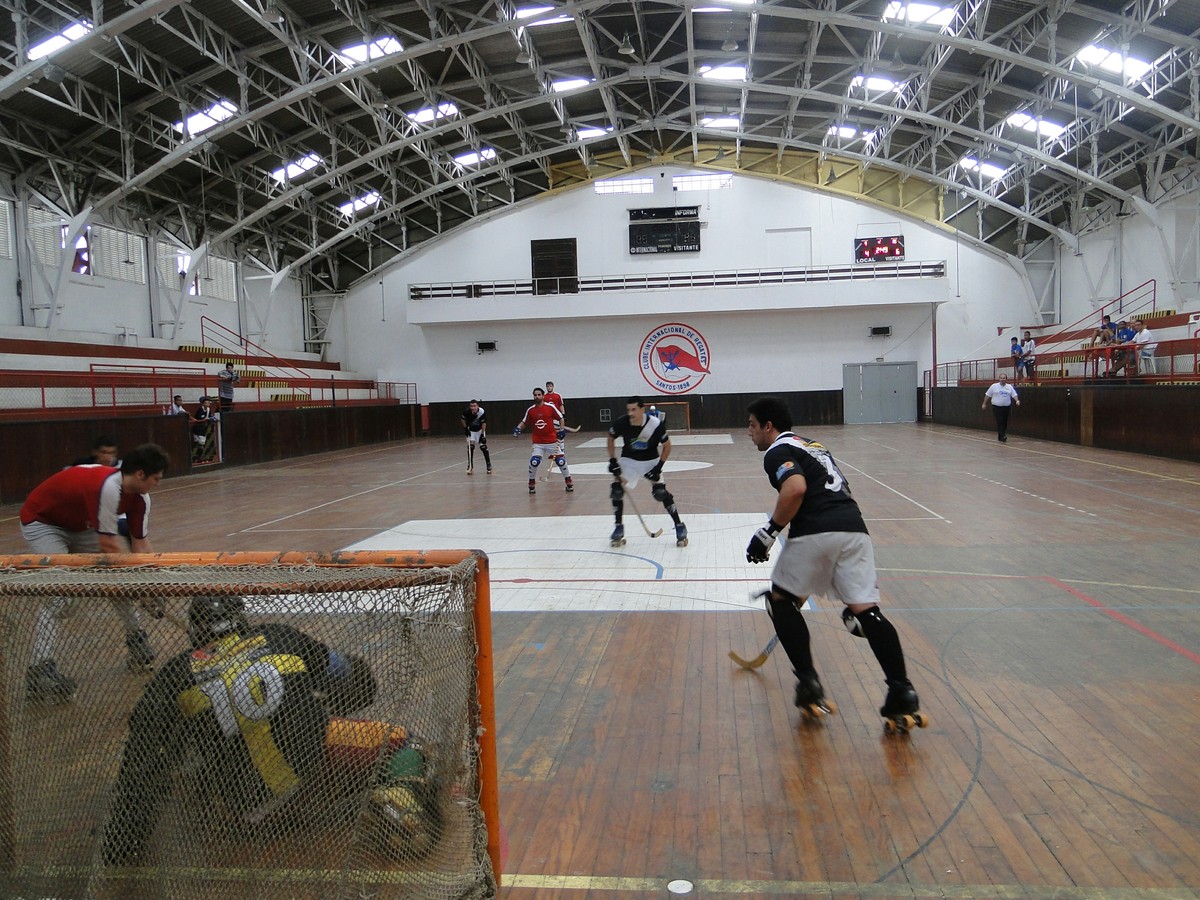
left=102, top=595, right=377, bottom=865
left=745, top=397, right=923, bottom=730
left=460, top=399, right=492, bottom=475
left=607, top=396, right=687, bottom=546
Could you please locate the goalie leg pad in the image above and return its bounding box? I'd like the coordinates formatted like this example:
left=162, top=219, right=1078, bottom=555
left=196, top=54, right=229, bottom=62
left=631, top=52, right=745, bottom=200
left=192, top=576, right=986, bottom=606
left=765, top=585, right=815, bottom=676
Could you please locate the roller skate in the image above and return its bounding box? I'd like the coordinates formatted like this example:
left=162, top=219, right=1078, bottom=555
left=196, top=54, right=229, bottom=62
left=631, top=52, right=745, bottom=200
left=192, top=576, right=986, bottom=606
left=564, top=477, right=574, bottom=493
left=126, top=629, right=156, bottom=673
left=675, top=522, right=688, bottom=547
left=528, top=479, right=536, bottom=495
left=880, top=680, right=929, bottom=735
left=610, top=523, right=626, bottom=547
left=25, top=660, right=77, bottom=704
left=794, top=670, right=837, bottom=722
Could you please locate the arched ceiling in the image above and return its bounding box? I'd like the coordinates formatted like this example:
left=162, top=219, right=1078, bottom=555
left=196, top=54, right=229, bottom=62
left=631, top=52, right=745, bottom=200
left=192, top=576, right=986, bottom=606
left=2, top=0, right=1199, bottom=291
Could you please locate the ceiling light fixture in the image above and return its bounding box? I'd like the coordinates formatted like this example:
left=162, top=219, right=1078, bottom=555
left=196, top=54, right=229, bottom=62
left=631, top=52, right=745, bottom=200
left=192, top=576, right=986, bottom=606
left=721, top=28, right=737, bottom=52
left=262, top=0, right=285, bottom=24
left=618, top=33, right=636, bottom=56
left=515, top=47, right=532, bottom=64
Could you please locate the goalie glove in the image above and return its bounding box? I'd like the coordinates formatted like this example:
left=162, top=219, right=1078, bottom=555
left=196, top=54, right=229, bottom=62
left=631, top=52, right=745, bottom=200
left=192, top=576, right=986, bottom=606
left=746, top=520, right=784, bottom=564
left=512, top=425, right=522, bottom=437
left=645, top=461, right=664, bottom=482
left=607, top=457, right=622, bottom=476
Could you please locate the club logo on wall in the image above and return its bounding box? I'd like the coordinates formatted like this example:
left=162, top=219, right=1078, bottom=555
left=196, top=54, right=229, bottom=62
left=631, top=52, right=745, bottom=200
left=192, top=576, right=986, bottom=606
left=640, top=322, right=712, bottom=394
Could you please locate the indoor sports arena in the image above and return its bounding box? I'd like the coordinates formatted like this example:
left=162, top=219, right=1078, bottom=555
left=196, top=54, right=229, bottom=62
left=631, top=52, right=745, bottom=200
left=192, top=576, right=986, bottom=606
left=0, top=3, right=1197, bottom=899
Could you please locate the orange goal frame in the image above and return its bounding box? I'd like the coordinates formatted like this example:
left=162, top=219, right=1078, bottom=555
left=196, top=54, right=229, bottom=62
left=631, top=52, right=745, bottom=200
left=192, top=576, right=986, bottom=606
left=0, top=549, right=501, bottom=885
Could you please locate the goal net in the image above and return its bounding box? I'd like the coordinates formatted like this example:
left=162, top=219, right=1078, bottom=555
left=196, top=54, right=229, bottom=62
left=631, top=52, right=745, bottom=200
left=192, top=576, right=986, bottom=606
left=0, top=550, right=499, bottom=900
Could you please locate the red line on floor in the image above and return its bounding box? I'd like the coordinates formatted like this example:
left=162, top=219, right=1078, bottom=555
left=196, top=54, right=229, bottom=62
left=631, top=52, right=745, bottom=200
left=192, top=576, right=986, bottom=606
left=1044, top=575, right=1200, bottom=666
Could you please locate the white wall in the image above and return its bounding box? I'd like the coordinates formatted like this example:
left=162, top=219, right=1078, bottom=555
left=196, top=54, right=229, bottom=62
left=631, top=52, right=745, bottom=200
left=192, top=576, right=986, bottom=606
left=344, top=165, right=1031, bottom=402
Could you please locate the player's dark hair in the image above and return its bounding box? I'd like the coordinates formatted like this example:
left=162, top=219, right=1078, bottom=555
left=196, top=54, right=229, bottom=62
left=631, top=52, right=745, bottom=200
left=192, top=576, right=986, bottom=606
left=747, top=396, right=792, bottom=432
left=533, top=387, right=544, bottom=397
left=92, top=434, right=117, bottom=450
left=121, top=443, right=170, bottom=477
left=625, top=396, right=644, bottom=408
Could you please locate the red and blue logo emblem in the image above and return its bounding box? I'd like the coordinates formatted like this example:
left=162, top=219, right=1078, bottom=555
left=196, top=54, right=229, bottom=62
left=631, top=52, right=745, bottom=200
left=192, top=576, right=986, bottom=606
left=640, top=322, right=712, bottom=394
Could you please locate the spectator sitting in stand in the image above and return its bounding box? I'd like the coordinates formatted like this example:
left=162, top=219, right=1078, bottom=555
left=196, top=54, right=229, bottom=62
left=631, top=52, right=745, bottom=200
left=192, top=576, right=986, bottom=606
left=165, top=395, right=187, bottom=416
left=1131, top=319, right=1158, bottom=375
left=1107, top=321, right=1137, bottom=377
left=1089, top=315, right=1117, bottom=348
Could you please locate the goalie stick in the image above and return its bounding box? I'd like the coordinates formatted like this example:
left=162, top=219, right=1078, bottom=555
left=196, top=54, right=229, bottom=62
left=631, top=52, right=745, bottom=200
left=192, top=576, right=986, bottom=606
left=621, top=479, right=663, bottom=538
left=728, top=635, right=778, bottom=670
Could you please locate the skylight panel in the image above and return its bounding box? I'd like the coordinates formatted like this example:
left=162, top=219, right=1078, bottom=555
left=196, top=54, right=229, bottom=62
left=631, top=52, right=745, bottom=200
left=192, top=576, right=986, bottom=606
left=961, top=157, right=1007, bottom=180
left=551, top=78, right=592, bottom=93
left=173, top=100, right=237, bottom=136
left=339, top=37, right=403, bottom=66
left=406, top=102, right=459, bottom=125
left=828, top=125, right=858, bottom=139
left=882, top=3, right=955, bottom=27
left=337, top=191, right=381, bottom=216
left=851, top=74, right=903, bottom=93
left=453, top=148, right=497, bottom=166
left=270, top=152, right=323, bottom=184
left=575, top=126, right=612, bottom=139
left=699, top=65, right=747, bottom=82
left=693, top=0, right=752, bottom=9
left=28, top=22, right=92, bottom=61
left=701, top=116, right=740, bottom=129
left=1005, top=112, right=1066, bottom=140
left=1076, top=44, right=1152, bottom=81
left=514, top=6, right=574, bottom=26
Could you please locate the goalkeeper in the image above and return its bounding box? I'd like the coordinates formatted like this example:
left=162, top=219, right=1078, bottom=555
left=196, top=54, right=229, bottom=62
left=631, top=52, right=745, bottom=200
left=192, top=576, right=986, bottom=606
left=102, top=595, right=377, bottom=865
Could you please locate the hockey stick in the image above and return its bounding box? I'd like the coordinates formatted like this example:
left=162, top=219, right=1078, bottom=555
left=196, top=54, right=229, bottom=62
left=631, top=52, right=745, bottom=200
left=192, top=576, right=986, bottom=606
left=621, top=479, right=663, bottom=538
left=728, top=635, right=778, bottom=670
left=560, top=424, right=582, bottom=433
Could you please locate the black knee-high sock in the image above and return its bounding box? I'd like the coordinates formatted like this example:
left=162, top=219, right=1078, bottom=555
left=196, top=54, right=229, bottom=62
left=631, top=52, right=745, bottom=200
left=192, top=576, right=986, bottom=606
left=767, top=589, right=814, bottom=675
left=856, top=607, right=908, bottom=684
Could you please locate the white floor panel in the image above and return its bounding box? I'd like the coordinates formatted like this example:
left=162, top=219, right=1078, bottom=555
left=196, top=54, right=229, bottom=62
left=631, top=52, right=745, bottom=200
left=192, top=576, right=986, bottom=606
left=575, top=434, right=734, bottom=449
left=343, top=513, right=778, bottom=612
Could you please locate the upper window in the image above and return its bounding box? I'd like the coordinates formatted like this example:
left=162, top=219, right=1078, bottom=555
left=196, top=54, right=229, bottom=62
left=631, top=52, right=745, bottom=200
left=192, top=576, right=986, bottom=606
left=406, top=102, right=459, bottom=126
left=270, top=152, right=323, bottom=185
left=699, top=65, right=747, bottom=82
left=593, top=177, right=654, bottom=195
left=27, top=22, right=92, bottom=61
left=700, top=116, right=739, bottom=129
left=337, top=191, right=381, bottom=216
left=173, top=100, right=237, bottom=137
left=882, top=3, right=955, bottom=27
left=514, top=6, right=574, bottom=26
left=0, top=199, right=12, bottom=259
left=1075, top=45, right=1152, bottom=81
left=338, top=37, right=403, bottom=67
left=673, top=173, right=732, bottom=192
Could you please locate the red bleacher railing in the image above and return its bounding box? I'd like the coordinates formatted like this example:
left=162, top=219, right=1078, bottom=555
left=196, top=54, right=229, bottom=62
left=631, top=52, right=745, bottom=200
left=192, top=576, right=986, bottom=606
left=1034, top=279, right=1157, bottom=353
left=199, top=316, right=314, bottom=389
left=935, top=335, right=1199, bottom=386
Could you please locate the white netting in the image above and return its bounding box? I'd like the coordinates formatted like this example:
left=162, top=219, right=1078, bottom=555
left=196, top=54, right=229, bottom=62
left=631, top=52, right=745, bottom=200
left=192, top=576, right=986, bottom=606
left=0, top=558, right=497, bottom=899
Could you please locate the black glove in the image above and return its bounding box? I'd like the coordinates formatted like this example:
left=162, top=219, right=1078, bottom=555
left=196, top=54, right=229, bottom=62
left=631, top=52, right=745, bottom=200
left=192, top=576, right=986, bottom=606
left=645, top=461, right=664, bottom=482
left=608, top=457, right=622, bottom=476
left=746, top=520, right=783, bottom=564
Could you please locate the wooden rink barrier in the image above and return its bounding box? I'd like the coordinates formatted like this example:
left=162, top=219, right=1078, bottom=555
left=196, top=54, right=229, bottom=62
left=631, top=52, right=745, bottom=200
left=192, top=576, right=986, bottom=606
left=0, top=549, right=500, bottom=898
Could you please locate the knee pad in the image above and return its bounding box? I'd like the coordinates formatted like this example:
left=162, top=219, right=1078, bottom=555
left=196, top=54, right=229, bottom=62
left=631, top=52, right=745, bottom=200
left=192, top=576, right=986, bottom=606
left=765, top=585, right=805, bottom=619
left=530, top=455, right=541, bottom=468
left=554, top=454, right=566, bottom=469
left=478, top=435, right=488, bottom=449
left=842, top=605, right=885, bottom=638
left=609, top=481, right=624, bottom=502
left=651, top=482, right=672, bottom=505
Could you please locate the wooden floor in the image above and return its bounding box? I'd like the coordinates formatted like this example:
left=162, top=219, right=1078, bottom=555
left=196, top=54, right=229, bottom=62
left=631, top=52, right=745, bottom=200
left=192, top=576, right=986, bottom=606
left=2, top=424, right=1198, bottom=899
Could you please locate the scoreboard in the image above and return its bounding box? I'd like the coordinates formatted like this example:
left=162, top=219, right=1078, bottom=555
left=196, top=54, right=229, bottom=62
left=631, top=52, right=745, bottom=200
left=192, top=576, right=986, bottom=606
left=629, top=206, right=702, bottom=254
left=854, top=235, right=905, bottom=262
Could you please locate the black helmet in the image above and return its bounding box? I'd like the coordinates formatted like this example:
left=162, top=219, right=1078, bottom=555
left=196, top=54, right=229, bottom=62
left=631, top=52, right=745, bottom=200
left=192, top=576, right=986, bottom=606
left=188, top=595, right=248, bottom=648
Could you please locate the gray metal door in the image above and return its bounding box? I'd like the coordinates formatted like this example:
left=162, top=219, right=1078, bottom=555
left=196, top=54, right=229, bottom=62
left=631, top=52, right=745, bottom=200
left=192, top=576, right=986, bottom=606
left=842, top=362, right=918, bottom=423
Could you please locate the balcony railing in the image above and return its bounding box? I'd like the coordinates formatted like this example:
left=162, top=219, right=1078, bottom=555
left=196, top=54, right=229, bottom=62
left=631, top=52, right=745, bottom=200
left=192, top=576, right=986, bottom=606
left=936, top=336, right=1200, bottom=387
left=410, top=259, right=947, bottom=301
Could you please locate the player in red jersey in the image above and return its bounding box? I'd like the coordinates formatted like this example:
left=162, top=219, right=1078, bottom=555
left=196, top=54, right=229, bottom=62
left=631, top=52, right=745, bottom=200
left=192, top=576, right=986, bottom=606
left=513, top=387, right=573, bottom=494
left=19, top=443, right=170, bottom=703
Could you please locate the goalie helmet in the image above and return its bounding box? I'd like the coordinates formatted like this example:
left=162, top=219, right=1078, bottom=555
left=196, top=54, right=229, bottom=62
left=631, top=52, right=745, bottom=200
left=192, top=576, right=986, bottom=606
left=188, top=594, right=248, bottom=648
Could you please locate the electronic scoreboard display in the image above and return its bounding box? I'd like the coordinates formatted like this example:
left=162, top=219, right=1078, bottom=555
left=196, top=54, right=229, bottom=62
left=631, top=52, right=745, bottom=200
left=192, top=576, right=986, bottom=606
left=629, top=206, right=701, bottom=254
left=854, top=235, right=905, bottom=263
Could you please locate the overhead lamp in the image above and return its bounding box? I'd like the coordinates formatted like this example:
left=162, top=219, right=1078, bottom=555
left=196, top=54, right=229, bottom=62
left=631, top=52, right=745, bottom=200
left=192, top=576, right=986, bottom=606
left=41, top=63, right=67, bottom=84
left=714, top=146, right=726, bottom=160
left=721, top=29, right=737, bottom=52
left=618, top=33, right=636, bottom=56
left=262, top=0, right=285, bottom=24
left=515, top=47, right=532, bottom=64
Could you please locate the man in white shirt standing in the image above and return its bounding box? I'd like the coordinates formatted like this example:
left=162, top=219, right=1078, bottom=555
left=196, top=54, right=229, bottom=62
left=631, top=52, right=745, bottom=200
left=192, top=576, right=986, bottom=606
left=982, top=373, right=1020, bottom=443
